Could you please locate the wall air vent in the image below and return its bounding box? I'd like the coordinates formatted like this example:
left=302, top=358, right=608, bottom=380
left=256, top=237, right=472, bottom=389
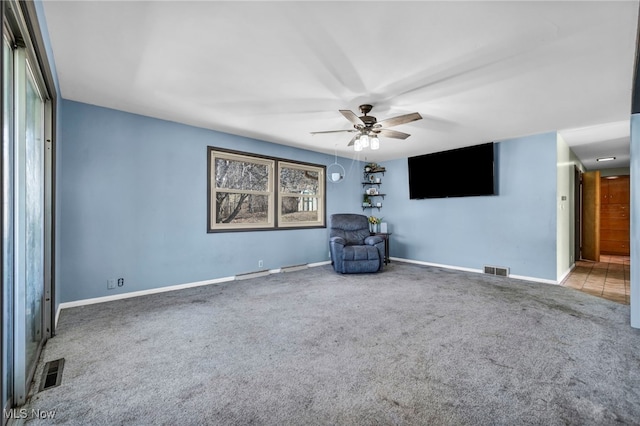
left=235, top=270, right=270, bottom=281
left=495, top=267, right=509, bottom=277
left=484, top=265, right=509, bottom=277
left=281, top=264, right=308, bottom=273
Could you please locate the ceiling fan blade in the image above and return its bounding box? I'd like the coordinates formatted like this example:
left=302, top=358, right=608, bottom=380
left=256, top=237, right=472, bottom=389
left=377, top=129, right=411, bottom=140
left=310, top=129, right=357, bottom=135
left=347, top=134, right=359, bottom=147
left=339, top=110, right=364, bottom=126
left=376, top=112, right=423, bottom=128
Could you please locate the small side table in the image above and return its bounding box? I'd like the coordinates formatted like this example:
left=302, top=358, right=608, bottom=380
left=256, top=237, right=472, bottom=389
left=371, top=232, right=392, bottom=265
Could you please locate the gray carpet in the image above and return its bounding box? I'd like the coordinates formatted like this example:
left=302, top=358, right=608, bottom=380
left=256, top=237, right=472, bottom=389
left=24, top=262, right=640, bottom=425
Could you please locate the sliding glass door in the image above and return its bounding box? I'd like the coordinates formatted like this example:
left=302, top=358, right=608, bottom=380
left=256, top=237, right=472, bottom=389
left=2, top=0, right=53, bottom=410
left=14, top=50, right=44, bottom=397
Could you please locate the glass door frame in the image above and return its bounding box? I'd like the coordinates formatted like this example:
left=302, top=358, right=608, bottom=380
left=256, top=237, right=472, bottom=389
left=2, top=18, right=15, bottom=419
left=2, top=0, right=55, bottom=410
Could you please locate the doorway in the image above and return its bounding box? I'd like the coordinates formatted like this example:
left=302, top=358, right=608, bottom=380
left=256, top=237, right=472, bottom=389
left=577, top=170, right=631, bottom=265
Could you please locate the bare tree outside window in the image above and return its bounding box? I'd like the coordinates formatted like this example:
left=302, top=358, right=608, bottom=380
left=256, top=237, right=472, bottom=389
left=215, top=158, right=271, bottom=224
left=208, top=148, right=325, bottom=232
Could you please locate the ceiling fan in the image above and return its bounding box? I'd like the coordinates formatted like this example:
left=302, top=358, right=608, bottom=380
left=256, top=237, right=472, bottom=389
left=311, top=104, right=422, bottom=151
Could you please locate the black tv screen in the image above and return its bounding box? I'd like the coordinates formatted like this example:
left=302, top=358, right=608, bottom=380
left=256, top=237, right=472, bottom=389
left=408, top=142, right=496, bottom=199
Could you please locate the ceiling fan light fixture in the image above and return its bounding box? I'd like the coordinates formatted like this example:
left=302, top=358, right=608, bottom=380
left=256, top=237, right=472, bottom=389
left=370, top=135, right=380, bottom=150
left=313, top=104, right=422, bottom=152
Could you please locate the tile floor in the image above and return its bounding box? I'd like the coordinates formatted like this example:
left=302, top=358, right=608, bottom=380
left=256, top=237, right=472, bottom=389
left=561, top=255, right=630, bottom=304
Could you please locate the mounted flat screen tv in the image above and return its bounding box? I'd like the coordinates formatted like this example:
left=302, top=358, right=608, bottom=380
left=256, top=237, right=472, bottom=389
left=408, top=142, right=496, bottom=199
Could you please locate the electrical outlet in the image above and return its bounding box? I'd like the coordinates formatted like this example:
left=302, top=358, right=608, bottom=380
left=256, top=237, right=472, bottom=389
left=107, top=279, right=116, bottom=290
left=117, top=278, right=124, bottom=287
left=258, top=260, right=263, bottom=268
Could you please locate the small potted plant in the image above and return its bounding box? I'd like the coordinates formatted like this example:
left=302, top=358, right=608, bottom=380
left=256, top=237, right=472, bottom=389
left=363, top=194, right=371, bottom=207
left=368, top=215, right=382, bottom=233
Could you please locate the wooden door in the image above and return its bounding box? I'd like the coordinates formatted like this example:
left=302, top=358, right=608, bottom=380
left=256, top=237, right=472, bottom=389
left=600, top=176, right=630, bottom=255
left=582, top=171, right=600, bottom=261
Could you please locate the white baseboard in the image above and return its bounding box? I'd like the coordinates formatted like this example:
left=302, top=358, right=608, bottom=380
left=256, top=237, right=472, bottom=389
left=390, top=257, right=482, bottom=274
left=55, top=275, right=235, bottom=326
left=555, top=263, right=575, bottom=286
left=55, top=261, right=330, bottom=327
left=235, top=269, right=271, bottom=280
left=281, top=264, right=308, bottom=272
left=390, top=257, right=560, bottom=285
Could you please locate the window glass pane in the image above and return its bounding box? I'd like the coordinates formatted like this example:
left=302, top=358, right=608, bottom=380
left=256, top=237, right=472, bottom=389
left=215, top=193, right=269, bottom=224
left=280, top=196, right=320, bottom=223
left=25, top=68, right=44, bottom=373
left=215, top=158, right=269, bottom=192
left=280, top=167, right=319, bottom=195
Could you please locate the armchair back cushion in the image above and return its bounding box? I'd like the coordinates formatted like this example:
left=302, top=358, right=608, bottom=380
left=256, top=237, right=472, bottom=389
left=330, top=214, right=372, bottom=245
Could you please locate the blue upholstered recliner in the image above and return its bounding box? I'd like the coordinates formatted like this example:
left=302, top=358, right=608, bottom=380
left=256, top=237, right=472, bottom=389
left=329, top=214, right=385, bottom=273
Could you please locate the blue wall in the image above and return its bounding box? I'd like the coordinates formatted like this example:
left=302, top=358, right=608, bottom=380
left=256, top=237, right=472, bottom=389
left=60, top=99, right=564, bottom=302
left=59, top=100, right=361, bottom=302
left=630, top=114, right=639, bottom=329
left=379, top=132, right=559, bottom=281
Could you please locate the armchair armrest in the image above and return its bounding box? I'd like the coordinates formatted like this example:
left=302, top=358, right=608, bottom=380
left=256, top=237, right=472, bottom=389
left=364, top=235, right=383, bottom=245
left=330, top=236, right=346, bottom=246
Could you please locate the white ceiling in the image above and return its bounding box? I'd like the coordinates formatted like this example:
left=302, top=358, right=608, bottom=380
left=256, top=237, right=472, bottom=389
left=42, top=1, right=638, bottom=169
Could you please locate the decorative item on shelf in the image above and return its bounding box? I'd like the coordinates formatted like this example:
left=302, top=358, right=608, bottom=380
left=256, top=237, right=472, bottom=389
left=368, top=215, right=382, bottom=233
left=361, top=162, right=386, bottom=211
left=365, top=162, right=378, bottom=172
left=364, top=162, right=386, bottom=174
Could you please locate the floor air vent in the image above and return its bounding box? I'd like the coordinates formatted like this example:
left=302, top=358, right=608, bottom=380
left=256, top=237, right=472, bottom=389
left=484, top=265, right=509, bottom=277
left=40, top=358, right=64, bottom=391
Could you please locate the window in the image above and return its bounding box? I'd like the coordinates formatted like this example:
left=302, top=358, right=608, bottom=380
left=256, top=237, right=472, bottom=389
left=278, top=162, right=324, bottom=227
left=208, top=147, right=325, bottom=232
